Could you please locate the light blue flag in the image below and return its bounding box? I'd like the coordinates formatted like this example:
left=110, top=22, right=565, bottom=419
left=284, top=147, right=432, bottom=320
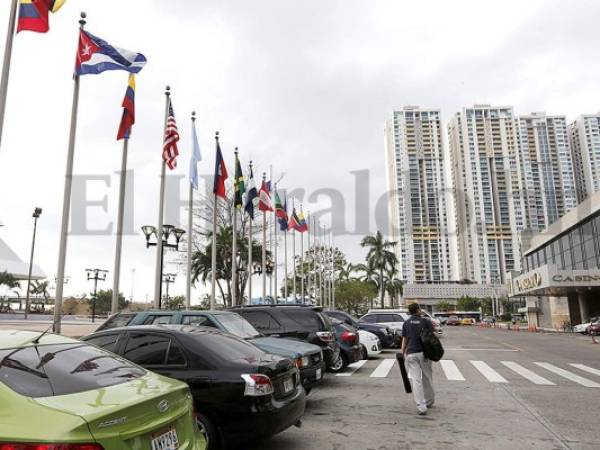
left=190, top=119, right=202, bottom=189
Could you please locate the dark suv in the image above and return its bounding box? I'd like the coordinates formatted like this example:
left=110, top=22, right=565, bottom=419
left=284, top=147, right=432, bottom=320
left=325, top=310, right=395, bottom=348
left=230, top=305, right=340, bottom=370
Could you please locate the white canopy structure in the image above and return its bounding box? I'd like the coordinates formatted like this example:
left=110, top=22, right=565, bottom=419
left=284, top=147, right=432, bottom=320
left=0, top=238, right=45, bottom=280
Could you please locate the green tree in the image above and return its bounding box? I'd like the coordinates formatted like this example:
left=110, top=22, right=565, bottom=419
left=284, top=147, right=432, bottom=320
left=164, top=295, right=185, bottom=310
left=0, top=271, right=20, bottom=312
left=91, top=290, right=129, bottom=316
left=29, top=280, right=50, bottom=312
left=435, top=300, right=453, bottom=312
left=456, top=295, right=481, bottom=312
left=334, top=279, right=378, bottom=317
left=353, top=261, right=379, bottom=309
left=384, top=268, right=403, bottom=308
left=360, top=231, right=397, bottom=308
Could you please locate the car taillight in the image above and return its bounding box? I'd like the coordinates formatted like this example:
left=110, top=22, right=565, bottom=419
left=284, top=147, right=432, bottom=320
left=316, top=331, right=334, bottom=343
left=340, top=331, right=357, bottom=344
left=0, top=444, right=104, bottom=450
left=241, top=374, right=274, bottom=396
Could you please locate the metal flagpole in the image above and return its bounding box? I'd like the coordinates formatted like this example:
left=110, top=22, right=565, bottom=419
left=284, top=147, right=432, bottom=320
left=261, top=173, right=268, bottom=301
left=53, top=13, right=86, bottom=334
left=306, top=212, right=311, bottom=302
left=111, top=134, right=129, bottom=314
left=186, top=112, right=197, bottom=309
left=0, top=0, right=18, bottom=153
left=210, top=132, right=221, bottom=311
left=247, top=161, right=254, bottom=305
left=312, top=215, right=316, bottom=304
left=331, top=230, right=335, bottom=310
left=153, top=87, right=171, bottom=308
left=284, top=225, right=288, bottom=301
left=273, top=185, right=278, bottom=303
left=317, top=221, right=322, bottom=306
left=269, top=166, right=273, bottom=300
left=231, top=149, right=239, bottom=307
left=292, top=200, right=296, bottom=301
left=300, top=210, right=304, bottom=303
left=329, top=230, right=333, bottom=309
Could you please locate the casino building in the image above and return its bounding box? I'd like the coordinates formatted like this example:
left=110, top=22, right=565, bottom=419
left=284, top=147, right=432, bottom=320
left=508, top=190, right=600, bottom=328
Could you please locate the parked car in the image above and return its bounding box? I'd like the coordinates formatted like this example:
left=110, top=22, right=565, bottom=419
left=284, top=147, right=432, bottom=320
left=574, top=316, right=599, bottom=334
left=324, top=309, right=395, bottom=348
left=328, top=319, right=363, bottom=371
left=588, top=319, right=600, bottom=335
left=83, top=325, right=305, bottom=450
left=230, top=305, right=341, bottom=370
left=1, top=329, right=204, bottom=450
left=364, top=308, right=443, bottom=335
left=98, top=310, right=325, bottom=393
left=358, top=311, right=409, bottom=346
left=446, top=315, right=461, bottom=326
left=482, top=316, right=496, bottom=324
left=358, top=329, right=382, bottom=359
left=461, top=318, right=476, bottom=326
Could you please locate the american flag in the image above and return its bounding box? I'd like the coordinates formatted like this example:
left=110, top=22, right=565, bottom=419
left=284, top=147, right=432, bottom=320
left=163, top=102, right=180, bottom=170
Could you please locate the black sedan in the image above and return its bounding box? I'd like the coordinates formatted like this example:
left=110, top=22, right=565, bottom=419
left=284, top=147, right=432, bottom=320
left=328, top=319, right=363, bottom=372
left=325, top=310, right=395, bottom=348
left=83, top=325, right=305, bottom=450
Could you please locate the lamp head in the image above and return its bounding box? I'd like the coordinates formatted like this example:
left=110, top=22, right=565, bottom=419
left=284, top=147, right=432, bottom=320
left=33, top=207, right=42, bottom=218
left=141, top=225, right=156, bottom=240
left=173, top=228, right=186, bottom=242
left=162, top=224, right=175, bottom=239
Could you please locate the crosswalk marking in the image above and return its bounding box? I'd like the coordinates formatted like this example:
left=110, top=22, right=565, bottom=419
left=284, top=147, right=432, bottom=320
left=440, top=360, right=465, bottom=381
left=534, top=362, right=600, bottom=388
left=470, top=360, right=508, bottom=383
left=569, top=363, right=600, bottom=377
left=370, top=359, right=396, bottom=378
left=335, top=359, right=367, bottom=377
left=501, top=361, right=555, bottom=385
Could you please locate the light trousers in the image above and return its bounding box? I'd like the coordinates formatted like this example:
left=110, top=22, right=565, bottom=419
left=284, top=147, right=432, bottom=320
left=405, top=352, right=434, bottom=412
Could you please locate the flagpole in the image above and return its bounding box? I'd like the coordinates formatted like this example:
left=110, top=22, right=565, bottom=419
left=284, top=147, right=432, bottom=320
left=300, top=209, right=304, bottom=303
left=210, top=132, right=220, bottom=311
left=331, top=230, right=335, bottom=311
left=284, top=227, right=288, bottom=300
left=307, top=212, right=311, bottom=302
left=329, top=230, right=333, bottom=309
left=231, top=148, right=239, bottom=307
left=53, top=12, right=86, bottom=334
left=312, top=215, right=316, bottom=304
left=269, top=166, right=273, bottom=300
left=111, top=133, right=129, bottom=314
left=0, top=0, right=18, bottom=154
left=292, top=200, right=296, bottom=301
left=247, top=161, right=254, bottom=305
left=153, top=86, right=171, bottom=309
left=273, top=184, right=278, bottom=303
left=261, top=173, right=267, bottom=301
left=186, top=112, right=197, bottom=309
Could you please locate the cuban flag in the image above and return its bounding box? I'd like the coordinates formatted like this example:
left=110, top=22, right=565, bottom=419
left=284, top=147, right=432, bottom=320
left=75, top=30, right=147, bottom=76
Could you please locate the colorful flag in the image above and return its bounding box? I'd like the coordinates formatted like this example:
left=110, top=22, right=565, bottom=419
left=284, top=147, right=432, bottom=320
left=275, top=192, right=288, bottom=231
left=234, top=153, right=245, bottom=208
left=163, top=102, right=179, bottom=170
left=189, top=117, right=202, bottom=190
left=258, top=179, right=273, bottom=212
left=213, top=139, right=228, bottom=199
left=17, top=0, right=66, bottom=34
left=288, top=208, right=301, bottom=231
left=244, top=167, right=258, bottom=219
left=116, top=74, right=135, bottom=140
left=297, top=210, right=308, bottom=233
left=75, top=30, right=147, bottom=76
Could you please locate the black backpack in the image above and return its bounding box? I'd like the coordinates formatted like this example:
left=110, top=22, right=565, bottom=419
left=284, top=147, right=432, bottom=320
left=420, top=326, right=444, bottom=362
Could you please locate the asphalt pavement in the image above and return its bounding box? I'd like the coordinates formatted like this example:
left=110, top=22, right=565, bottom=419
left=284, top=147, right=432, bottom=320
left=255, top=326, right=600, bottom=450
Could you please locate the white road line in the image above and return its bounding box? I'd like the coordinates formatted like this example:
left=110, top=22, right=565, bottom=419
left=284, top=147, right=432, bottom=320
left=569, top=363, right=600, bottom=377
left=535, top=363, right=600, bottom=388
left=335, top=359, right=367, bottom=377
left=470, top=360, right=508, bottom=383
left=501, top=361, right=555, bottom=385
left=440, top=360, right=465, bottom=381
left=370, top=359, right=396, bottom=378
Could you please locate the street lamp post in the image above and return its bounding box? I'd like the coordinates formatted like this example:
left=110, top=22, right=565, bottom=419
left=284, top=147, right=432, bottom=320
left=86, top=268, right=108, bottom=323
left=24, top=207, right=42, bottom=320
left=142, top=224, right=185, bottom=309
left=163, top=273, right=176, bottom=305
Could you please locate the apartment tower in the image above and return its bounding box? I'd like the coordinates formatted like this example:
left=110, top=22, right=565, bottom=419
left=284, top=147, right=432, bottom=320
left=568, top=114, right=600, bottom=202
left=384, top=107, right=457, bottom=283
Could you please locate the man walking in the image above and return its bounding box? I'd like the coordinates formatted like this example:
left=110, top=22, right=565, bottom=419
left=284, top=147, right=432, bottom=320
left=401, top=303, right=435, bottom=415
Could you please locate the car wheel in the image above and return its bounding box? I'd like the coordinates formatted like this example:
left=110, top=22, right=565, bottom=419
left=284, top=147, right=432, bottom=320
left=361, top=345, right=369, bottom=360
left=328, top=355, right=345, bottom=372
left=196, top=413, right=219, bottom=450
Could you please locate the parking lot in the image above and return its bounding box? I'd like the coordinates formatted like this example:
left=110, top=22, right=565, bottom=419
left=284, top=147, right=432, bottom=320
left=257, top=326, right=600, bottom=450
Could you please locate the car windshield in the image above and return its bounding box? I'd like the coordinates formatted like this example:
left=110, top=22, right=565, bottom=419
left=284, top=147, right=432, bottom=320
left=195, top=332, right=265, bottom=364
left=0, top=343, right=145, bottom=398
left=217, top=314, right=262, bottom=339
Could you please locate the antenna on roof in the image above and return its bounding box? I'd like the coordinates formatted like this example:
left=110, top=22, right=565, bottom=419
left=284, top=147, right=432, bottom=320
left=30, top=322, right=55, bottom=345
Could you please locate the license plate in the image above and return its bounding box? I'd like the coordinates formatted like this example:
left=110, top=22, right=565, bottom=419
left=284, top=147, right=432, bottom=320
left=283, top=377, right=294, bottom=393
left=151, top=427, right=179, bottom=450
left=316, top=368, right=322, bottom=380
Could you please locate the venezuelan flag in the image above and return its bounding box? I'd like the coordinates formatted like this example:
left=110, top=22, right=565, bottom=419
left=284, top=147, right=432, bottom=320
left=117, top=74, right=136, bottom=140
left=17, top=0, right=66, bottom=34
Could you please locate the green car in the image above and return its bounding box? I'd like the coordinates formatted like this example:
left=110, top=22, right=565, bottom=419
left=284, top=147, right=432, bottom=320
left=0, top=330, right=205, bottom=450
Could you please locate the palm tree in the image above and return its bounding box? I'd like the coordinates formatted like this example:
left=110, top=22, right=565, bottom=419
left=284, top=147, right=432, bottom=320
left=360, top=231, right=397, bottom=308
left=353, top=261, right=379, bottom=309
left=29, top=280, right=50, bottom=312
left=338, top=263, right=355, bottom=282
left=384, top=269, right=403, bottom=308
left=0, top=271, right=20, bottom=312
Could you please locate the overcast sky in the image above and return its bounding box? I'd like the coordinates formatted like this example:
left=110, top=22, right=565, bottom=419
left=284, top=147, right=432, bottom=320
left=1, top=0, right=600, bottom=303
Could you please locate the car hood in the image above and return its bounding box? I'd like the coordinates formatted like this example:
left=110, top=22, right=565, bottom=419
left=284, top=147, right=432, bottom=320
left=250, top=336, right=321, bottom=358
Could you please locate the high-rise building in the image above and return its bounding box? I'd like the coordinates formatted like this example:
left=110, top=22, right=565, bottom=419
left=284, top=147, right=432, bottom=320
left=517, top=113, right=578, bottom=231
left=568, top=114, right=600, bottom=201
left=384, top=107, right=457, bottom=283
left=448, top=105, right=525, bottom=284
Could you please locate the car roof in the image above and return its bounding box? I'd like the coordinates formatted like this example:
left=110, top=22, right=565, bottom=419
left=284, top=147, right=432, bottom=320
left=0, top=329, right=79, bottom=350
left=366, top=309, right=408, bottom=314
left=88, top=324, right=225, bottom=337
left=232, top=305, right=324, bottom=312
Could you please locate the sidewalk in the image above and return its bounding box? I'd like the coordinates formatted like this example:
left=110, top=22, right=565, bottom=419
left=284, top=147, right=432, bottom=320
left=0, top=319, right=102, bottom=338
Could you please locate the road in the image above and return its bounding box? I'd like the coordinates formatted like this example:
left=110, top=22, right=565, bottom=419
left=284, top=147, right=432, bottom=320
left=255, top=326, right=600, bottom=450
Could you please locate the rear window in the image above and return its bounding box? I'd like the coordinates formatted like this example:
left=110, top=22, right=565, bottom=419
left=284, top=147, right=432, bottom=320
left=359, top=315, right=377, bottom=323
left=99, top=313, right=134, bottom=330
left=0, top=343, right=145, bottom=398
left=239, top=311, right=281, bottom=332
left=194, top=332, right=265, bottom=364
left=123, top=333, right=187, bottom=366
left=282, top=309, right=327, bottom=331
left=142, top=314, right=173, bottom=325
